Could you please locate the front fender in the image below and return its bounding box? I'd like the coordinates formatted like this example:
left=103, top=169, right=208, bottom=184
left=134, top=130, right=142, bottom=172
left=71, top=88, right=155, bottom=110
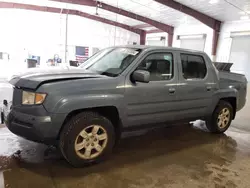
left=46, top=94, right=124, bottom=114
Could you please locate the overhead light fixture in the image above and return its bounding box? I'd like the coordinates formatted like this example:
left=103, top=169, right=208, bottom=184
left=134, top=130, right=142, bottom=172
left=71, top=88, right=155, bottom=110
left=144, top=27, right=155, bottom=31
left=209, top=0, right=219, bottom=4
left=95, top=6, right=99, bottom=16
left=178, top=34, right=206, bottom=40
left=147, top=36, right=165, bottom=41
left=240, top=15, right=250, bottom=20
left=239, top=11, right=250, bottom=15
left=231, top=31, right=250, bottom=37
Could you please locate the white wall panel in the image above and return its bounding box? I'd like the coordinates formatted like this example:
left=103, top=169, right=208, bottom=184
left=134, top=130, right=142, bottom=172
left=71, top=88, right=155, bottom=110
left=67, top=15, right=139, bottom=49
left=146, top=32, right=168, bottom=46
left=229, top=36, right=250, bottom=80
left=216, top=20, right=250, bottom=63
left=0, top=9, right=140, bottom=66
left=180, top=38, right=206, bottom=51
left=173, top=24, right=213, bottom=58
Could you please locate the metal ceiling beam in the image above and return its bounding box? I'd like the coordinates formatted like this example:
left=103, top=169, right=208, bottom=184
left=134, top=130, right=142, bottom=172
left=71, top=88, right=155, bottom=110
left=154, top=0, right=221, bottom=30
left=146, top=29, right=163, bottom=34
left=154, top=0, right=221, bottom=55
left=52, top=0, right=96, bottom=6
left=50, top=0, right=174, bottom=34
left=140, top=30, right=146, bottom=45
left=212, top=22, right=221, bottom=57
left=134, top=24, right=152, bottom=29
left=0, top=1, right=145, bottom=37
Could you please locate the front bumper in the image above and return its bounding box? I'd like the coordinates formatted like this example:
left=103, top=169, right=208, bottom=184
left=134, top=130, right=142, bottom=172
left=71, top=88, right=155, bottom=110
left=5, top=105, right=67, bottom=145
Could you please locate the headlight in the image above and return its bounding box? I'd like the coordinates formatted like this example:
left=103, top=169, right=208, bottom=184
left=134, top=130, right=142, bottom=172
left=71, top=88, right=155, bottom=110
left=22, top=91, right=47, bottom=105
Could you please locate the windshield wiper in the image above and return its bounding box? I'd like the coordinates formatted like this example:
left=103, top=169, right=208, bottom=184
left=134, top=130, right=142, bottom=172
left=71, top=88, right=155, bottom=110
left=100, top=71, right=117, bottom=77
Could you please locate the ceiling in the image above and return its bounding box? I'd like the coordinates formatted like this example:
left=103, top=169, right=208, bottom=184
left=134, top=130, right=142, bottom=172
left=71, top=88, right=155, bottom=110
left=175, top=0, right=250, bottom=21
left=0, top=0, right=146, bottom=25
left=99, top=0, right=250, bottom=26
left=1, top=0, right=250, bottom=29
left=100, top=0, right=201, bottom=26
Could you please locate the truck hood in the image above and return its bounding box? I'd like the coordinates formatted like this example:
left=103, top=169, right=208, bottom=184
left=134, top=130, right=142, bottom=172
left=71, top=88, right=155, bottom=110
left=9, top=66, right=107, bottom=90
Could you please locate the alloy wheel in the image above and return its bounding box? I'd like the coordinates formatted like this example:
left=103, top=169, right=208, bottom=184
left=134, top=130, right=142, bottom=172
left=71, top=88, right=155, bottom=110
left=217, top=108, right=230, bottom=129
left=74, top=125, right=108, bottom=159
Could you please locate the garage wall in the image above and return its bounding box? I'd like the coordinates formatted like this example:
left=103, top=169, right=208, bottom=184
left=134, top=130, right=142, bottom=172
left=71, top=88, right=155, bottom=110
left=1, top=9, right=249, bottom=71
left=146, top=32, right=169, bottom=46
left=67, top=15, right=139, bottom=49
left=229, top=36, right=250, bottom=80
left=179, top=37, right=206, bottom=51
left=173, top=24, right=213, bottom=58
left=172, top=20, right=250, bottom=67
left=145, top=24, right=213, bottom=54
left=215, top=20, right=250, bottom=80
left=0, top=9, right=140, bottom=67
left=216, top=20, right=250, bottom=62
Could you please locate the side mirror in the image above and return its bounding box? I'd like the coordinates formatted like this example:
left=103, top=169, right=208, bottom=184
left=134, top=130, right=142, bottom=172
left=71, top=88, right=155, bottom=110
left=3, top=100, right=8, bottom=106
left=132, top=70, right=150, bottom=83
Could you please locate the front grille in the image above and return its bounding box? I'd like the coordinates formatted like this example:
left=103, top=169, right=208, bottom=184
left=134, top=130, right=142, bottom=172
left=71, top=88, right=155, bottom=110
left=13, top=119, right=33, bottom=128
left=8, top=112, right=33, bottom=128
left=12, top=87, right=23, bottom=106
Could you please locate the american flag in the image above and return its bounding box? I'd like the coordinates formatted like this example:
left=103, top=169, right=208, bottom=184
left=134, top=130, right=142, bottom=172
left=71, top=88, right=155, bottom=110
left=75, top=46, right=89, bottom=62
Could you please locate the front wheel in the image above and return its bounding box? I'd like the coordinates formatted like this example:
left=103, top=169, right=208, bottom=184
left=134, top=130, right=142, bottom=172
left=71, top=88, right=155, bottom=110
left=59, top=111, right=115, bottom=167
left=206, top=101, right=233, bottom=133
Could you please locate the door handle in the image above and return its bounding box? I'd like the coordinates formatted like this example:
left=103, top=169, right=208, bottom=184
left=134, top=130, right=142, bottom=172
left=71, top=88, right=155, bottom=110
left=169, top=88, right=176, bottom=94
left=206, top=86, right=212, bottom=91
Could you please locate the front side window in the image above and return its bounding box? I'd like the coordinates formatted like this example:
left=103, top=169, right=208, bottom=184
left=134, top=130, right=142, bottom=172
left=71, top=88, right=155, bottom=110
left=137, top=52, right=174, bottom=81
left=181, top=54, right=207, bottom=79
left=80, top=48, right=141, bottom=77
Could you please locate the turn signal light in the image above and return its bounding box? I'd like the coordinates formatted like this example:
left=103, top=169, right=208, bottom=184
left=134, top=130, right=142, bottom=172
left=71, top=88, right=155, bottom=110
left=22, top=91, right=47, bottom=105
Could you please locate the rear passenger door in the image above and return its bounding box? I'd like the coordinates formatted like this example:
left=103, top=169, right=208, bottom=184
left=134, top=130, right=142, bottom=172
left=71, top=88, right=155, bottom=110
left=176, top=53, right=216, bottom=120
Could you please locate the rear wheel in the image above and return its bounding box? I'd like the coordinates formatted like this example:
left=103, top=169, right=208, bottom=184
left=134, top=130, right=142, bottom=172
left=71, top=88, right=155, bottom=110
left=206, top=101, right=233, bottom=133
left=59, top=111, right=115, bottom=167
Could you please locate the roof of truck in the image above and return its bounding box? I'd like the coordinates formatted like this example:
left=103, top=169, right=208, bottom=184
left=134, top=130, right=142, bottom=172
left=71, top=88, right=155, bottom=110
left=115, top=45, right=206, bottom=54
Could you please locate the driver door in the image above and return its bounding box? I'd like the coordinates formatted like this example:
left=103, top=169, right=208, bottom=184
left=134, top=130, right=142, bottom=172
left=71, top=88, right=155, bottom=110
left=124, top=50, right=180, bottom=127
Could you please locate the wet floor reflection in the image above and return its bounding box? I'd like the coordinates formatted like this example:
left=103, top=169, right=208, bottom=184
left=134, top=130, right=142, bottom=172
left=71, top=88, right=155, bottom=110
left=1, top=121, right=249, bottom=188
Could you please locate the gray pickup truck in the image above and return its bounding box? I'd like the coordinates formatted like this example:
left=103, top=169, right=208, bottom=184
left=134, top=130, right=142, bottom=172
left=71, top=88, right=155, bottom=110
left=5, top=46, right=247, bottom=166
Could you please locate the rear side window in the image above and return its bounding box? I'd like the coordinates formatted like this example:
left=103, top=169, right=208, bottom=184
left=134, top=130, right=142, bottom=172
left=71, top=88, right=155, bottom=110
left=181, top=54, right=207, bottom=79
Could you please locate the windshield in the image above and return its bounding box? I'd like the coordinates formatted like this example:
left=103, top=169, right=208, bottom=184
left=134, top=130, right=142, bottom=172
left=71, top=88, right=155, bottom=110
left=80, top=47, right=141, bottom=77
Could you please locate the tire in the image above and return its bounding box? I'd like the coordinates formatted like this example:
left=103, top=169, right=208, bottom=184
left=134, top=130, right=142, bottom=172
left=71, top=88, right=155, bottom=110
left=206, top=101, right=233, bottom=133
left=59, top=111, right=115, bottom=167
left=1, top=112, right=4, bottom=124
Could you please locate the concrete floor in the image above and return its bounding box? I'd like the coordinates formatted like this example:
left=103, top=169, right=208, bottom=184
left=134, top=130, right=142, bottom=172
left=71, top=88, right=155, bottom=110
left=1, top=90, right=250, bottom=188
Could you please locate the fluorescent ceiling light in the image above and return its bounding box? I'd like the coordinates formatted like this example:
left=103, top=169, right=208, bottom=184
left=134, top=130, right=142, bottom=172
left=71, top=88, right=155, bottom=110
left=146, top=36, right=163, bottom=40
left=231, top=31, right=250, bottom=37
left=144, top=27, right=155, bottom=31
left=240, top=15, right=250, bottom=20
left=239, top=11, right=250, bottom=15
left=178, top=34, right=205, bottom=40
left=209, top=0, right=219, bottom=4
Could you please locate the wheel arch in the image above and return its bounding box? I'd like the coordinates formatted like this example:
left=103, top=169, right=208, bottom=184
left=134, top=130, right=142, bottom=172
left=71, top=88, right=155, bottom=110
left=219, top=97, right=236, bottom=119
left=57, top=106, right=122, bottom=143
